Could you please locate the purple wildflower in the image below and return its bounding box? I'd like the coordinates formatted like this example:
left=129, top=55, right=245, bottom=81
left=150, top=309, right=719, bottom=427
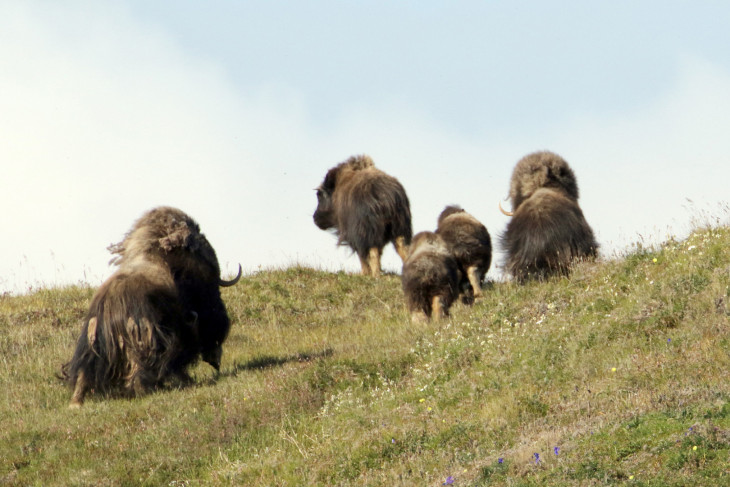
left=443, top=475, right=454, bottom=485
left=534, top=452, right=541, bottom=464
left=498, top=458, right=504, bottom=464
left=554, top=446, right=560, bottom=456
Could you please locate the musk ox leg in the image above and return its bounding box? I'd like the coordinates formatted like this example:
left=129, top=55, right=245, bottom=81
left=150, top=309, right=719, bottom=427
left=367, top=247, right=382, bottom=277
left=431, top=295, right=446, bottom=321
left=69, top=370, right=88, bottom=408
left=394, top=236, right=409, bottom=263
left=466, top=266, right=483, bottom=298
left=358, top=254, right=372, bottom=276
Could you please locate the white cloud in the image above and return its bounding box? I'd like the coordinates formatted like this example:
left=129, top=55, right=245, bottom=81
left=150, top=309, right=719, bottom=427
left=553, top=56, right=730, bottom=256
left=0, top=2, right=257, bottom=292
left=2, top=3, right=730, bottom=293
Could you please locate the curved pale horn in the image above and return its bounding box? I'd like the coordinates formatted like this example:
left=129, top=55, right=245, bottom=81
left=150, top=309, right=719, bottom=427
left=499, top=201, right=514, bottom=217
left=220, top=264, right=242, bottom=287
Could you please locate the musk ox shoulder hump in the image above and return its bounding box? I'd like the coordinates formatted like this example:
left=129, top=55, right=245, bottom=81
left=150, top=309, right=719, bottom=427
left=321, top=154, right=376, bottom=192
left=509, top=151, right=579, bottom=211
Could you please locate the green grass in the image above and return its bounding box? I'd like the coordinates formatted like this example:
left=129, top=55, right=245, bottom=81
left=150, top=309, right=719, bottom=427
left=2, top=227, right=730, bottom=486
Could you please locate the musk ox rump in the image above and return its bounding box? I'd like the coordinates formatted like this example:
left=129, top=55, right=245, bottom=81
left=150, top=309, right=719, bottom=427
left=62, top=206, right=241, bottom=407
left=436, top=205, right=492, bottom=298
left=66, top=267, right=194, bottom=407
left=401, top=231, right=460, bottom=322
left=501, top=151, right=597, bottom=282
left=313, top=155, right=412, bottom=277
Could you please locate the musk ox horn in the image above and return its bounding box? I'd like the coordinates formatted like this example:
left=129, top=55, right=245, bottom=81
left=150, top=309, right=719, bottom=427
left=499, top=201, right=514, bottom=217
left=220, top=264, right=242, bottom=287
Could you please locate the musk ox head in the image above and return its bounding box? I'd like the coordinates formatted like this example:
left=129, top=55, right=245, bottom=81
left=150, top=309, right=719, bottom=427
left=500, top=152, right=597, bottom=282
left=401, top=231, right=460, bottom=322
left=61, top=206, right=241, bottom=407
left=435, top=205, right=492, bottom=299
left=502, top=151, right=579, bottom=214
left=313, top=155, right=375, bottom=231
left=313, top=154, right=412, bottom=277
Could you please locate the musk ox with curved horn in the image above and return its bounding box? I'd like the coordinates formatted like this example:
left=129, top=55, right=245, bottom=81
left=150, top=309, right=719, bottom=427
left=61, top=206, right=241, bottom=407
left=500, top=151, right=598, bottom=282
left=313, top=154, right=412, bottom=277
left=401, top=231, right=460, bottom=322
left=436, top=205, right=492, bottom=299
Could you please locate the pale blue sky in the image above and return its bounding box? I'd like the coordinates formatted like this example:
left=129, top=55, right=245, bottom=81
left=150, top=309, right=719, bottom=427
left=2, top=1, right=730, bottom=292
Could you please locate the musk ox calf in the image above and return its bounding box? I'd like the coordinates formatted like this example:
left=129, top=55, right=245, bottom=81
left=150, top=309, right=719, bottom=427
left=61, top=206, right=241, bottom=407
left=436, top=205, right=492, bottom=299
left=500, top=151, right=598, bottom=282
left=313, top=154, right=412, bottom=277
left=401, top=231, right=460, bottom=322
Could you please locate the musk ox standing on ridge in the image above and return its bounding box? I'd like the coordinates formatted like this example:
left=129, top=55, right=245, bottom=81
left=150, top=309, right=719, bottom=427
left=436, top=205, right=492, bottom=299
left=61, top=206, right=241, bottom=407
left=313, top=155, right=412, bottom=277
left=401, top=231, right=460, bottom=322
left=500, top=151, right=598, bottom=282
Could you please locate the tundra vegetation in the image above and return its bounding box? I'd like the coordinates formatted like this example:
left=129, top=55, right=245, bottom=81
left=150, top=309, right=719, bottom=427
left=2, top=224, right=730, bottom=486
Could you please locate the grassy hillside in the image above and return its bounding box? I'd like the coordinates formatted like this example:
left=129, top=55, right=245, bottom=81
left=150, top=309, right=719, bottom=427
left=1, top=226, right=729, bottom=486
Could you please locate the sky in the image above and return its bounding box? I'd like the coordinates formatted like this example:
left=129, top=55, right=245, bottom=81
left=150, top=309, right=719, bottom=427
left=1, top=1, right=730, bottom=294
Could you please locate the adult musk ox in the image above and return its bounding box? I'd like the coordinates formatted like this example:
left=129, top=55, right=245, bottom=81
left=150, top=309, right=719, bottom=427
left=401, top=231, right=460, bottom=322
left=61, top=206, right=241, bottom=407
left=313, top=154, right=412, bottom=277
left=436, top=205, right=492, bottom=299
left=500, top=151, right=598, bottom=282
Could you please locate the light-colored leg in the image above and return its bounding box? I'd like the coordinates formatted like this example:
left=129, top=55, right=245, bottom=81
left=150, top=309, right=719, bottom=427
left=69, top=371, right=87, bottom=408
left=358, top=254, right=372, bottom=276
left=431, top=296, right=445, bottom=321
left=467, top=266, right=483, bottom=298
left=394, top=236, right=410, bottom=263
left=367, top=247, right=381, bottom=277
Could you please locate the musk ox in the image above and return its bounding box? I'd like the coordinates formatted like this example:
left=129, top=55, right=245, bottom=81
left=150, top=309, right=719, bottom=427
left=61, top=206, right=241, bottom=407
left=313, top=154, right=412, bottom=277
left=436, top=205, right=492, bottom=299
left=401, top=231, right=460, bottom=322
left=500, top=151, right=598, bottom=282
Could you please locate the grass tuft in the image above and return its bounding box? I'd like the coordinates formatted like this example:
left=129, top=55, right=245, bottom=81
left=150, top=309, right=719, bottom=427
left=2, top=228, right=730, bottom=485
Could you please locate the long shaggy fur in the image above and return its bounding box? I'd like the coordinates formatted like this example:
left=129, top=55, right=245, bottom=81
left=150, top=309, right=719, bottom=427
left=313, top=154, right=412, bottom=276
left=436, top=205, right=492, bottom=299
left=501, top=151, right=598, bottom=282
left=401, top=231, right=460, bottom=321
left=61, top=206, right=236, bottom=406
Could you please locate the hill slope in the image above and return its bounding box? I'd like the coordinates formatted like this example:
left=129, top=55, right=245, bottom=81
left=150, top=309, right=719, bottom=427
left=1, top=227, right=729, bottom=486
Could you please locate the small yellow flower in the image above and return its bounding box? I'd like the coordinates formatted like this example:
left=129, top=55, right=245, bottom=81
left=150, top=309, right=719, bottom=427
left=419, top=398, right=425, bottom=403
left=611, top=367, right=617, bottom=373
left=693, top=446, right=698, bottom=451
left=629, top=475, right=634, bottom=480
left=427, top=407, right=432, bottom=411
left=653, top=257, right=658, bottom=263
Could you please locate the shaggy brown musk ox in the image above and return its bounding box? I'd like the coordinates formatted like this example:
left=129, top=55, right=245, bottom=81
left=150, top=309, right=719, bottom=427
left=61, top=206, right=241, bottom=407
left=500, top=151, right=598, bottom=282
left=401, top=231, right=460, bottom=322
left=435, top=205, right=492, bottom=299
left=313, top=155, right=412, bottom=277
